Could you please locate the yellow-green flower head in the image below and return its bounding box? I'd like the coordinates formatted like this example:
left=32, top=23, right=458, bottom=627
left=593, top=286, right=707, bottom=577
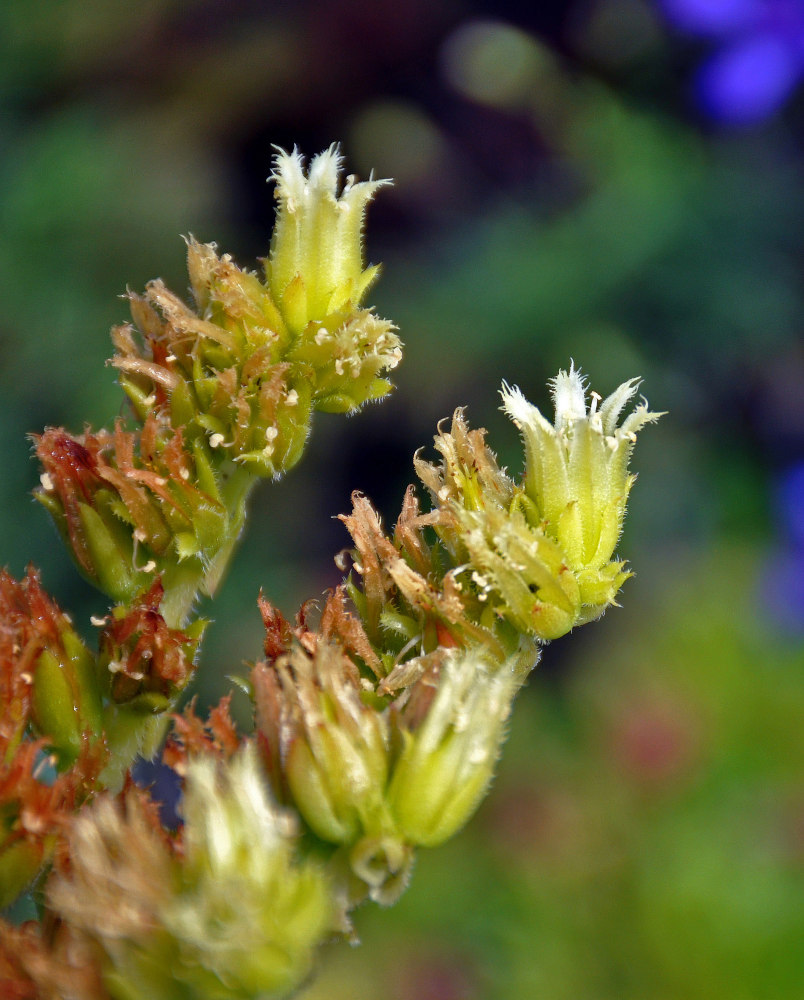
left=267, top=144, right=391, bottom=334
left=500, top=365, right=662, bottom=611
left=388, top=647, right=528, bottom=847
left=105, top=144, right=401, bottom=501
left=50, top=746, right=333, bottom=1000
left=265, top=145, right=403, bottom=414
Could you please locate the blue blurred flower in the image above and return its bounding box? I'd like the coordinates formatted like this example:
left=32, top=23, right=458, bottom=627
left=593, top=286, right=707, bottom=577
left=132, top=754, right=183, bottom=829
left=760, top=460, right=804, bottom=634
left=659, top=0, right=804, bottom=123
left=777, top=461, right=804, bottom=550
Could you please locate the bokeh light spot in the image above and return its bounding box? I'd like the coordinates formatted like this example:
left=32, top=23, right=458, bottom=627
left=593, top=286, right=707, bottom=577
left=695, top=32, right=801, bottom=122
left=349, top=100, right=448, bottom=188
left=440, top=20, right=544, bottom=107
left=660, top=0, right=759, bottom=36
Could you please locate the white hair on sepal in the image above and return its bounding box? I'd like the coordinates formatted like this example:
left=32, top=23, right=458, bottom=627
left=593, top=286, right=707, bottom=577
left=269, top=145, right=308, bottom=207
left=621, top=398, right=664, bottom=437
left=307, top=143, right=343, bottom=193
left=550, top=362, right=588, bottom=431
left=499, top=381, right=554, bottom=435
left=599, top=377, right=641, bottom=436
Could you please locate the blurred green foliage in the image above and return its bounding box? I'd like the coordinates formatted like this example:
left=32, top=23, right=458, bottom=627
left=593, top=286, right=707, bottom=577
left=1, top=1, right=802, bottom=997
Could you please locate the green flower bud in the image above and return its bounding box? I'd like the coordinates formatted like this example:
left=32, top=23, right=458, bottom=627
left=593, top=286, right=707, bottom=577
left=0, top=839, right=46, bottom=910
left=500, top=365, right=662, bottom=615
left=176, top=747, right=334, bottom=998
left=457, top=504, right=583, bottom=641
left=50, top=746, right=334, bottom=1000
left=254, top=639, right=419, bottom=907
left=388, top=648, right=528, bottom=847
left=255, top=645, right=391, bottom=848
left=284, top=304, right=402, bottom=415
left=0, top=568, right=103, bottom=764
left=31, top=649, right=85, bottom=764
left=35, top=419, right=239, bottom=619
left=254, top=605, right=421, bottom=906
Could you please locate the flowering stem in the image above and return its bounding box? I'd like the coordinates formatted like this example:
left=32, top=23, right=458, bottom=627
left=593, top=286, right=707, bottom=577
left=100, top=466, right=259, bottom=787
left=161, top=463, right=256, bottom=628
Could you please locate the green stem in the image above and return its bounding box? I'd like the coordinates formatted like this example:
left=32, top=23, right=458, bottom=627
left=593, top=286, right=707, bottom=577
left=161, top=465, right=257, bottom=628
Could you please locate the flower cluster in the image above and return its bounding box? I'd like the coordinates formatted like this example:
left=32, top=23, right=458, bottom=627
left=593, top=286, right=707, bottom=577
left=247, top=369, right=658, bottom=905
left=115, top=146, right=400, bottom=479
left=0, top=146, right=661, bottom=1000
left=19, top=145, right=399, bottom=807
left=35, top=147, right=401, bottom=638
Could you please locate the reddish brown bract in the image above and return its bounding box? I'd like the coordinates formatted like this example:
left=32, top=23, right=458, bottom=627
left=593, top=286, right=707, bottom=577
left=163, top=695, right=240, bottom=776
left=100, top=580, right=197, bottom=703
